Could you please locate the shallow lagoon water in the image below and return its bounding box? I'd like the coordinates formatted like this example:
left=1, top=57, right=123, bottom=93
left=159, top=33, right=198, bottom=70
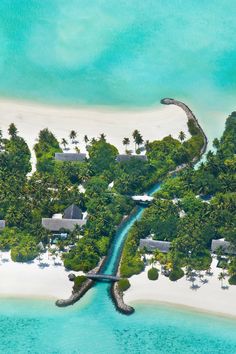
left=1, top=1, right=236, bottom=352
left=1, top=1, right=236, bottom=140
left=1, top=292, right=236, bottom=354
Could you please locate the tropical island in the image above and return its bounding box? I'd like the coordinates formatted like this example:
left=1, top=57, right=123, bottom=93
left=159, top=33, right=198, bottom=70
left=0, top=99, right=235, bottom=317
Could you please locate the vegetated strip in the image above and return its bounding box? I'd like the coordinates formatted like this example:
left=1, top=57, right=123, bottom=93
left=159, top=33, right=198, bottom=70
left=111, top=98, right=208, bottom=315
left=161, top=97, right=208, bottom=169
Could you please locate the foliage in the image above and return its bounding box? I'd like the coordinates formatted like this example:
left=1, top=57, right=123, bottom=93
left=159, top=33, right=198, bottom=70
left=0, top=228, right=38, bottom=262
left=120, top=223, right=145, bottom=278
left=87, top=138, right=118, bottom=177
left=73, top=275, right=87, bottom=291
left=0, top=112, right=207, bottom=272
left=148, top=267, right=159, bottom=280
left=118, top=278, right=130, bottom=292
left=228, top=275, right=236, bottom=285
left=169, top=267, right=184, bottom=281
left=34, top=129, right=61, bottom=173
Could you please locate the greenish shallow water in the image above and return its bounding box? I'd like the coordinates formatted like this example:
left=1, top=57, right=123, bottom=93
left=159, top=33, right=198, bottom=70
left=1, top=0, right=236, bottom=140
left=1, top=1, right=236, bottom=352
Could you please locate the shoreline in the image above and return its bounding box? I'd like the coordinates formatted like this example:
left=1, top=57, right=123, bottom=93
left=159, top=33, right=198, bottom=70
left=131, top=299, right=236, bottom=322
left=124, top=258, right=236, bottom=319
left=0, top=251, right=76, bottom=300
left=0, top=97, right=190, bottom=161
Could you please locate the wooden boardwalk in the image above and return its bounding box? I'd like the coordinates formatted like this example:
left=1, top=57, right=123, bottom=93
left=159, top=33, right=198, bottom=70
left=85, top=273, right=121, bottom=282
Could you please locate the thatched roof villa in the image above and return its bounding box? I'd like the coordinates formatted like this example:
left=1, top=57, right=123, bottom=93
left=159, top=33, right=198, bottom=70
left=211, top=238, right=236, bottom=255
left=42, top=204, right=86, bottom=232
left=140, top=239, right=171, bottom=253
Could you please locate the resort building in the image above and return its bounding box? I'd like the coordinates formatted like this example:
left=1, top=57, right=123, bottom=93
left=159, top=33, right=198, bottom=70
left=140, top=239, right=171, bottom=253
left=211, top=238, right=236, bottom=255
left=55, top=153, right=86, bottom=162
left=116, top=154, right=148, bottom=163
left=42, top=204, right=86, bottom=232
left=0, top=220, right=5, bottom=230
left=132, top=195, right=154, bottom=205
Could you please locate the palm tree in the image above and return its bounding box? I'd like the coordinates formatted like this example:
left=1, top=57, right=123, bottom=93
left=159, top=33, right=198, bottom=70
left=132, top=130, right=143, bottom=152
left=61, top=138, right=68, bottom=150
left=123, top=137, right=130, bottom=152
left=69, top=130, right=77, bottom=143
left=135, top=133, right=144, bottom=150
left=8, top=123, right=18, bottom=139
left=218, top=272, right=226, bottom=288
left=178, top=131, right=186, bottom=142
left=145, top=140, right=150, bottom=152
left=100, top=133, right=106, bottom=141
left=84, top=135, right=89, bottom=144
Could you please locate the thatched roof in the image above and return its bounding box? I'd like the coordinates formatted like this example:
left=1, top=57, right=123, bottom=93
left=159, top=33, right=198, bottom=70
left=140, top=239, right=171, bottom=253
left=42, top=218, right=86, bottom=232
left=116, top=154, right=147, bottom=163
left=211, top=239, right=236, bottom=254
left=0, top=220, right=5, bottom=229
left=63, top=204, right=83, bottom=220
left=55, top=153, right=86, bottom=162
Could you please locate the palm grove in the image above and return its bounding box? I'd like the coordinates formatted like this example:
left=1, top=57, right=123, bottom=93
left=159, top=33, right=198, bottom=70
left=0, top=112, right=230, bottom=284
left=120, top=113, right=236, bottom=285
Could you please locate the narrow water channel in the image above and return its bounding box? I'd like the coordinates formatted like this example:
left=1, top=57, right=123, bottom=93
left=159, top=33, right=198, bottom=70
left=102, top=183, right=162, bottom=277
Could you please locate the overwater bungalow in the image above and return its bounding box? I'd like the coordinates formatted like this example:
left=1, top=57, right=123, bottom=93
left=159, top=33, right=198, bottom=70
left=55, top=152, right=86, bottom=162
left=42, top=204, right=86, bottom=232
left=140, top=239, right=171, bottom=253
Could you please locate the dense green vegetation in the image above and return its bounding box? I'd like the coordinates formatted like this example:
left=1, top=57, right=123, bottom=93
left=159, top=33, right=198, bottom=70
left=73, top=275, right=87, bottom=292
left=120, top=113, right=236, bottom=283
left=148, top=267, right=159, bottom=280
left=169, top=267, right=185, bottom=281
left=118, top=278, right=130, bottom=292
left=0, top=116, right=205, bottom=271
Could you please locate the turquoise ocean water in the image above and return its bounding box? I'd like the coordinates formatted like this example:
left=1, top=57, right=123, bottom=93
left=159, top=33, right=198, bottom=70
left=1, top=1, right=236, bottom=352
left=1, top=294, right=236, bottom=354
left=1, top=0, right=236, bottom=140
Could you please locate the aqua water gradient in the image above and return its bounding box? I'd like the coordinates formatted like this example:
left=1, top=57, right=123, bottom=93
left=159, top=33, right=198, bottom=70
left=1, top=1, right=236, bottom=352
left=1, top=1, right=236, bottom=139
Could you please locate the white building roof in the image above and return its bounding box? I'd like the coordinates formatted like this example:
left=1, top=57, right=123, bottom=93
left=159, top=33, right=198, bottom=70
left=132, top=195, right=154, bottom=202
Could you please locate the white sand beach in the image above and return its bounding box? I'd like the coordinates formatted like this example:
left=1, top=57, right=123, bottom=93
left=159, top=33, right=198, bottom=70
left=0, top=98, right=189, bottom=160
left=124, top=258, right=236, bottom=318
left=0, top=251, right=76, bottom=300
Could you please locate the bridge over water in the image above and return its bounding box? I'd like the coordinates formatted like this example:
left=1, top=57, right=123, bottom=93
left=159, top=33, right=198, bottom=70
left=85, top=273, right=121, bottom=282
